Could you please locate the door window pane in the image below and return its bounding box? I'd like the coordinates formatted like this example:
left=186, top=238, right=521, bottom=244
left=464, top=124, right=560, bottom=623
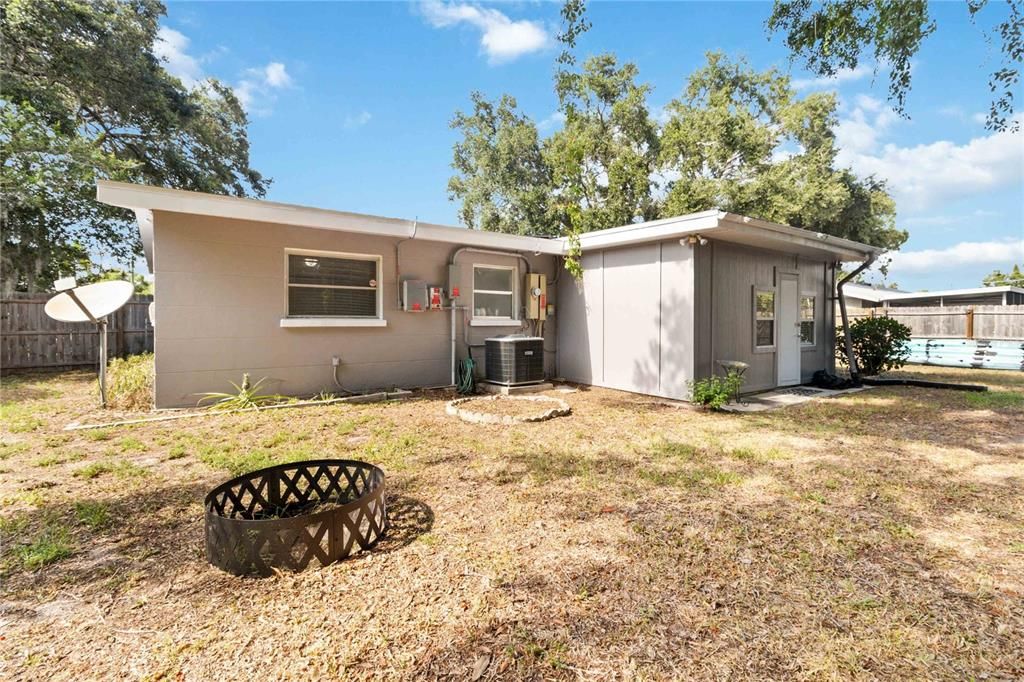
left=800, top=296, right=815, bottom=346
left=754, top=289, right=775, bottom=347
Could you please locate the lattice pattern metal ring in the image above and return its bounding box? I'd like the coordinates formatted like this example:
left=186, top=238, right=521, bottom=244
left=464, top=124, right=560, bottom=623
left=204, top=459, right=387, bottom=577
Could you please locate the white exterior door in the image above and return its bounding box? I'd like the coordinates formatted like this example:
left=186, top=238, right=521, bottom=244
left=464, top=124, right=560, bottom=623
left=777, top=275, right=801, bottom=386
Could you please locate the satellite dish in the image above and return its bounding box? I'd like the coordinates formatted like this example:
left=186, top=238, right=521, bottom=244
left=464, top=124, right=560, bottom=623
left=44, top=279, right=136, bottom=407
left=45, top=280, right=134, bottom=323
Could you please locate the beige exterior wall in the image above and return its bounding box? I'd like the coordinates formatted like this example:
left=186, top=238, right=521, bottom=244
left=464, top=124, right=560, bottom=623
left=152, top=211, right=557, bottom=407
left=694, top=241, right=835, bottom=393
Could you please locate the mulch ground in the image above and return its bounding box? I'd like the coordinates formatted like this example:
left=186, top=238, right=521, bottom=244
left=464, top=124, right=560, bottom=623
left=1, top=365, right=1022, bottom=680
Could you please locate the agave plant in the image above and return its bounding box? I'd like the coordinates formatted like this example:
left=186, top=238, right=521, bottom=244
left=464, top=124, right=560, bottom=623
left=196, top=373, right=284, bottom=410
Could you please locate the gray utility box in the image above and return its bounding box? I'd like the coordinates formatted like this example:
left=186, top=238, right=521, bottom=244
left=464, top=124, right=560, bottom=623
left=402, top=279, right=428, bottom=312
left=484, top=336, right=545, bottom=386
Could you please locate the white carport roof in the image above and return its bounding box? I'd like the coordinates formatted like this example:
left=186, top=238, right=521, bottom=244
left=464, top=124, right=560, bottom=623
left=96, top=181, right=881, bottom=271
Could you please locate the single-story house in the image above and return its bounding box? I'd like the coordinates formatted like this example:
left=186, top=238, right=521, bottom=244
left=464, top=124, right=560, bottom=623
left=844, top=283, right=1024, bottom=309
left=96, top=181, right=880, bottom=407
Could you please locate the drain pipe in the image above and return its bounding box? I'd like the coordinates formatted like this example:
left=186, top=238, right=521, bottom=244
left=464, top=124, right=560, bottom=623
left=836, top=254, right=877, bottom=384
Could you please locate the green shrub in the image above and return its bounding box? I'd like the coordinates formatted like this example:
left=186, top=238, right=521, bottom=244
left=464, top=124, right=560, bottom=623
left=688, top=370, right=744, bottom=410
left=196, top=373, right=285, bottom=410
left=835, top=317, right=912, bottom=376
left=107, top=353, right=153, bottom=410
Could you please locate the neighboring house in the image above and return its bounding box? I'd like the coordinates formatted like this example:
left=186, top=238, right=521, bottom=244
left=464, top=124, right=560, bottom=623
left=96, top=181, right=879, bottom=407
left=845, top=283, right=1024, bottom=308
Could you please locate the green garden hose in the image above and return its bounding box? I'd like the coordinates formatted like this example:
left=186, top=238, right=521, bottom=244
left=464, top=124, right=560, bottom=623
left=456, top=356, right=476, bottom=395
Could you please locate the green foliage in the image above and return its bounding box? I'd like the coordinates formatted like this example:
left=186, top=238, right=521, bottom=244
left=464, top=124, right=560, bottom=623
left=74, top=501, right=112, bottom=530
left=13, top=526, right=73, bottom=570
left=964, top=390, right=1024, bottom=410
left=982, top=264, right=1024, bottom=287
left=196, top=373, right=285, bottom=410
left=107, top=353, right=153, bottom=410
left=688, top=370, right=745, bottom=410
left=658, top=52, right=905, bottom=252
left=1, top=0, right=268, bottom=293
left=448, top=3, right=906, bottom=283
left=836, top=316, right=912, bottom=376
left=83, top=268, right=154, bottom=295
left=767, top=0, right=1022, bottom=132
left=448, top=93, right=553, bottom=236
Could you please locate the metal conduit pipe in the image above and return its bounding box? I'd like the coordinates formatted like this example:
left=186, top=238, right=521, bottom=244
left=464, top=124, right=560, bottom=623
left=836, top=254, right=877, bottom=384
left=448, top=246, right=535, bottom=387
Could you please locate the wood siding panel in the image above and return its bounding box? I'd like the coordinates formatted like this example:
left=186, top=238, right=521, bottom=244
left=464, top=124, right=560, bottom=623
left=704, top=242, right=834, bottom=392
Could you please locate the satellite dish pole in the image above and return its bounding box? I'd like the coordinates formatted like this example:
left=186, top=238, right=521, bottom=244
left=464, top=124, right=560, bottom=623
left=45, top=277, right=134, bottom=408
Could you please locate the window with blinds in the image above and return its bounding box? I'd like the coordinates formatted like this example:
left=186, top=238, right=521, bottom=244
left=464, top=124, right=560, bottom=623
left=286, top=252, right=380, bottom=318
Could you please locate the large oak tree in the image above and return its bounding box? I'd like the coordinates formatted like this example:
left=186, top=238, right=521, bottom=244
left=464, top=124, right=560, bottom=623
left=1, top=0, right=267, bottom=293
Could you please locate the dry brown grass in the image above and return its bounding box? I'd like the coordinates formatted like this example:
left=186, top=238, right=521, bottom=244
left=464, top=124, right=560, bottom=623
left=1, top=365, right=1021, bottom=680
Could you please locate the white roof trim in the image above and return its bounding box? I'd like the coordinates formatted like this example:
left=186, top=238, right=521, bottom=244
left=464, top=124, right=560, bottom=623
left=565, top=210, right=880, bottom=261
left=97, top=181, right=881, bottom=270
left=96, top=181, right=564, bottom=265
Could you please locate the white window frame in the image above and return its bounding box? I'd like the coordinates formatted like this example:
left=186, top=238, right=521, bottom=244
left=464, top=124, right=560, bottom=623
left=800, top=293, right=816, bottom=348
left=470, top=263, right=518, bottom=326
left=280, top=248, right=386, bottom=328
left=752, top=286, right=776, bottom=352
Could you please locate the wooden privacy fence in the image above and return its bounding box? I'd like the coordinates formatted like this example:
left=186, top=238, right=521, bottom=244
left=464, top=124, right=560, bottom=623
left=848, top=305, right=1024, bottom=340
left=1, top=294, right=153, bottom=371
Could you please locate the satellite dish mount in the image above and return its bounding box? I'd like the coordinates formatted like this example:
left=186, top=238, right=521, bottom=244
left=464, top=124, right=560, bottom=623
left=44, top=278, right=135, bottom=407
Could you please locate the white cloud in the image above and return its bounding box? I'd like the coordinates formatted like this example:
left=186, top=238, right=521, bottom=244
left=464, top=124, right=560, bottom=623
left=154, top=27, right=203, bottom=88
left=835, top=96, right=899, bottom=155
left=792, top=64, right=873, bottom=90
left=888, top=239, right=1024, bottom=272
left=421, top=1, right=549, bottom=63
left=153, top=25, right=294, bottom=115
left=839, top=116, right=1024, bottom=210
left=262, top=62, right=293, bottom=88
left=538, top=111, right=566, bottom=131
left=343, top=110, right=372, bottom=129
left=235, top=62, right=294, bottom=115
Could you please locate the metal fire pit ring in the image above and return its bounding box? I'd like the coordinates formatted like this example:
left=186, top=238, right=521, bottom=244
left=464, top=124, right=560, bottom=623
left=204, top=459, right=387, bottom=577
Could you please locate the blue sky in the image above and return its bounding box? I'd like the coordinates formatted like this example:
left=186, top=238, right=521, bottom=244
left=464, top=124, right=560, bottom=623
left=155, top=1, right=1023, bottom=291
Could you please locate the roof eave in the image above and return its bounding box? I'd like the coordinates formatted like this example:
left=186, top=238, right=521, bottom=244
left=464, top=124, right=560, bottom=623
left=95, top=181, right=565, bottom=261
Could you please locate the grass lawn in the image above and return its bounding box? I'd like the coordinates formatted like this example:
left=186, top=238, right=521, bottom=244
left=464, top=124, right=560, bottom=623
left=1, top=366, right=1022, bottom=679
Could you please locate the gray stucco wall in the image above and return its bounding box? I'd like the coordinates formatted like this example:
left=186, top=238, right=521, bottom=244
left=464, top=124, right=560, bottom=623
left=693, top=241, right=835, bottom=393
left=152, top=211, right=556, bottom=407
left=556, top=240, right=695, bottom=400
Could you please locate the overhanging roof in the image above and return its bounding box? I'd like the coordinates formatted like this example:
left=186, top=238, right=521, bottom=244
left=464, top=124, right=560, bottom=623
left=97, top=181, right=882, bottom=271
left=568, top=211, right=882, bottom=262
left=96, top=181, right=564, bottom=270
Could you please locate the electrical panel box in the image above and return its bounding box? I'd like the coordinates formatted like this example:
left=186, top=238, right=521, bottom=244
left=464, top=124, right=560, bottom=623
left=429, top=286, right=444, bottom=310
left=525, top=273, right=547, bottom=320
left=447, top=265, right=463, bottom=305
left=402, top=279, right=428, bottom=312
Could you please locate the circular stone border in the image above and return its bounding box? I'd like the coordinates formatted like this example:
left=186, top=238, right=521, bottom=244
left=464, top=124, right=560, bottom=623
left=204, top=459, right=386, bottom=577
left=446, top=394, right=571, bottom=424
